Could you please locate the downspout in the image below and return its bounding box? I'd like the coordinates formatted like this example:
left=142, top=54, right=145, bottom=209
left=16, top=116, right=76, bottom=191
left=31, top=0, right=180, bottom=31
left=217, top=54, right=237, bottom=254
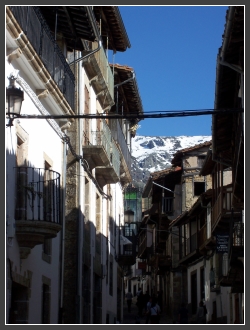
left=77, top=56, right=85, bottom=323
left=59, top=132, right=67, bottom=323
left=114, top=71, right=135, bottom=88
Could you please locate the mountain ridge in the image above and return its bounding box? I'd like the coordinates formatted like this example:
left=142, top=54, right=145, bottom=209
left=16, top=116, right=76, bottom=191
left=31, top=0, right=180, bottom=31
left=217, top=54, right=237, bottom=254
left=131, top=135, right=211, bottom=186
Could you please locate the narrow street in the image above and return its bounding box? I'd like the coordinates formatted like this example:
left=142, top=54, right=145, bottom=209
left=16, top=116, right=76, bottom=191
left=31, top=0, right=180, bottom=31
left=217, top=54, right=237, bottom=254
left=121, top=297, right=173, bottom=324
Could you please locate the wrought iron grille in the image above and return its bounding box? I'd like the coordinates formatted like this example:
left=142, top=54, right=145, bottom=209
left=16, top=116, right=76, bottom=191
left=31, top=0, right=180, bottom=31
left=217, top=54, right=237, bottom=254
left=233, top=222, right=244, bottom=246
left=15, top=167, right=61, bottom=224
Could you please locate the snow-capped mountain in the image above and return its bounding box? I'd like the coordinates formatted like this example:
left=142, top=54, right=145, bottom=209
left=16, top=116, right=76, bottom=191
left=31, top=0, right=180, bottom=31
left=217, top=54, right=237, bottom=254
left=131, top=135, right=211, bottom=186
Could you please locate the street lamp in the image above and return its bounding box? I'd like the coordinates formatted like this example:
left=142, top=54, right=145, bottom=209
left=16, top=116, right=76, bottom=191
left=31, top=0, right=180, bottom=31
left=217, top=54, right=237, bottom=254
left=6, top=75, right=24, bottom=127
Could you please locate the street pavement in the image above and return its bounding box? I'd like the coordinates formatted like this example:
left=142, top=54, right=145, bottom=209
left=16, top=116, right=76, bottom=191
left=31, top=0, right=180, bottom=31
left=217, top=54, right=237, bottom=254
left=121, top=297, right=173, bottom=324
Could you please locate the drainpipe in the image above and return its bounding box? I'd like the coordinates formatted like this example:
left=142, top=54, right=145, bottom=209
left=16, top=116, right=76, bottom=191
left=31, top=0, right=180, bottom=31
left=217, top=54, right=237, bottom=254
left=59, top=131, right=67, bottom=323
left=114, top=71, right=135, bottom=88
left=76, top=56, right=85, bottom=323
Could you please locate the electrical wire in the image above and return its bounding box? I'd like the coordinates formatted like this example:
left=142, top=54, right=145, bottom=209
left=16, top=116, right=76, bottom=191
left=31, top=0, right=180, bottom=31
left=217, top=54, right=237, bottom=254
left=17, top=108, right=244, bottom=120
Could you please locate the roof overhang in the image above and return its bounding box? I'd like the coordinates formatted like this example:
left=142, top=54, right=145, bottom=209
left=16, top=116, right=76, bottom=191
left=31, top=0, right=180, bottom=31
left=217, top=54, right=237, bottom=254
left=213, top=6, right=244, bottom=158
left=110, top=64, right=143, bottom=121
left=38, top=6, right=98, bottom=51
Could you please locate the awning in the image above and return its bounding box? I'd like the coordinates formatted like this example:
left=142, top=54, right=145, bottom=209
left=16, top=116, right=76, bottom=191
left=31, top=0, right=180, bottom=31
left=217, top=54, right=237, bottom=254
left=120, top=235, right=132, bottom=245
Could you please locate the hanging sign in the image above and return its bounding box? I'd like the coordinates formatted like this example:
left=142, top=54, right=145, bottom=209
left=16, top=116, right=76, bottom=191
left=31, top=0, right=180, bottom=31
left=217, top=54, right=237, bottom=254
left=216, top=234, right=229, bottom=253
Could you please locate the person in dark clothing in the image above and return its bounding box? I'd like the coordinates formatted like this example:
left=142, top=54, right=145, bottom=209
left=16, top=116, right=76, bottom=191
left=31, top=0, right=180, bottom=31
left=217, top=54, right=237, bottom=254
left=136, top=290, right=144, bottom=316
left=125, top=291, right=133, bottom=313
left=149, top=297, right=161, bottom=324
left=178, top=303, right=189, bottom=324
left=196, top=300, right=206, bottom=324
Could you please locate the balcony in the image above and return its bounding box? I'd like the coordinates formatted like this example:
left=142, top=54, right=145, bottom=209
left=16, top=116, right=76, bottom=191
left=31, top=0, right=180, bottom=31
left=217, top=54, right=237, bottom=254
left=82, top=41, right=115, bottom=109
left=95, top=139, right=120, bottom=185
left=211, top=187, right=234, bottom=232
left=110, top=119, right=132, bottom=185
left=179, top=232, right=201, bottom=265
left=14, top=167, right=62, bottom=258
left=82, top=119, right=120, bottom=186
left=198, top=224, right=216, bottom=254
left=8, top=6, right=75, bottom=110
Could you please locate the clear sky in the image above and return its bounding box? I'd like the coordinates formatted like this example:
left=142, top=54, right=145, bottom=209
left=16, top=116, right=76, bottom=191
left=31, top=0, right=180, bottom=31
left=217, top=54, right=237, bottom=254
left=113, top=5, right=228, bottom=137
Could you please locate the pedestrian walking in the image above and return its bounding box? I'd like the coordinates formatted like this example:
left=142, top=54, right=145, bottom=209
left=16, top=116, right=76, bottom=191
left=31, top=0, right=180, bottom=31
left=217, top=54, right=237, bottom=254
left=125, top=291, right=133, bottom=313
left=196, top=300, right=206, bottom=324
left=149, top=296, right=161, bottom=324
left=178, top=302, right=189, bottom=324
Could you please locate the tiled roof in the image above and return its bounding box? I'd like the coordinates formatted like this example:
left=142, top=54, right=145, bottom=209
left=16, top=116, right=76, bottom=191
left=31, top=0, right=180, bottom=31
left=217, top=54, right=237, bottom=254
left=172, top=141, right=212, bottom=165
left=174, top=140, right=212, bottom=156
left=150, top=166, right=182, bottom=180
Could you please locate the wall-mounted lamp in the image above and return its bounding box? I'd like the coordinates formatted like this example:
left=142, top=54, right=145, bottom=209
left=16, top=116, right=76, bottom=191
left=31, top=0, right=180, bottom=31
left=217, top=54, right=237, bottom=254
left=6, top=75, right=24, bottom=127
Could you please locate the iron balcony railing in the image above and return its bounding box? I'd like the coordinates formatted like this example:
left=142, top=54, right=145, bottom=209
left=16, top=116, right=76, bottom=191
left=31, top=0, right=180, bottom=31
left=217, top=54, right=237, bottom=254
left=88, top=119, right=120, bottom=177
left=9, top=6, right=75, bottom=109
left=91, top=130, right=112, bottom=161
left=110, top=119, right=132, bottom=174
left=15, top=167, right=61, bottom=224
left=111, top=139, right=120, bottom=177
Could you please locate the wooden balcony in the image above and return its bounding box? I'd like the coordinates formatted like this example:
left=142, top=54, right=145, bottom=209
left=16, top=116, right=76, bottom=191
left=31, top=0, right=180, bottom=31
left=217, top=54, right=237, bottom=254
left=14, top=167, right=62, bottom=258
left=211, top=188, right=233, bottom=233
left=198, top=224, right=216, bottom=254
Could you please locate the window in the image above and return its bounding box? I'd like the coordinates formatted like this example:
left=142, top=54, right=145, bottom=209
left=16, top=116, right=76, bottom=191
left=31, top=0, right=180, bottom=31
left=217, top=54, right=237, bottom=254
left=163, top=197, right=173, bottom=213
left=9, top=282, right=29, bottom=324
left=42, top=239, right=52, bottom=263
left=200, top=267, right=205, bottom=300
left=194, top=182, right=205, bottom=196
left=41, top=283, right=50, bottom=324
left=197, top=156, right=206, bottom=168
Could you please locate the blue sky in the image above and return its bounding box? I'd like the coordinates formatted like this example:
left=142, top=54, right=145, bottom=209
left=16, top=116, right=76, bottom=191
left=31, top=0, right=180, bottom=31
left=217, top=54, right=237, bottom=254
left=112, top=5, right=228, bottom=137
